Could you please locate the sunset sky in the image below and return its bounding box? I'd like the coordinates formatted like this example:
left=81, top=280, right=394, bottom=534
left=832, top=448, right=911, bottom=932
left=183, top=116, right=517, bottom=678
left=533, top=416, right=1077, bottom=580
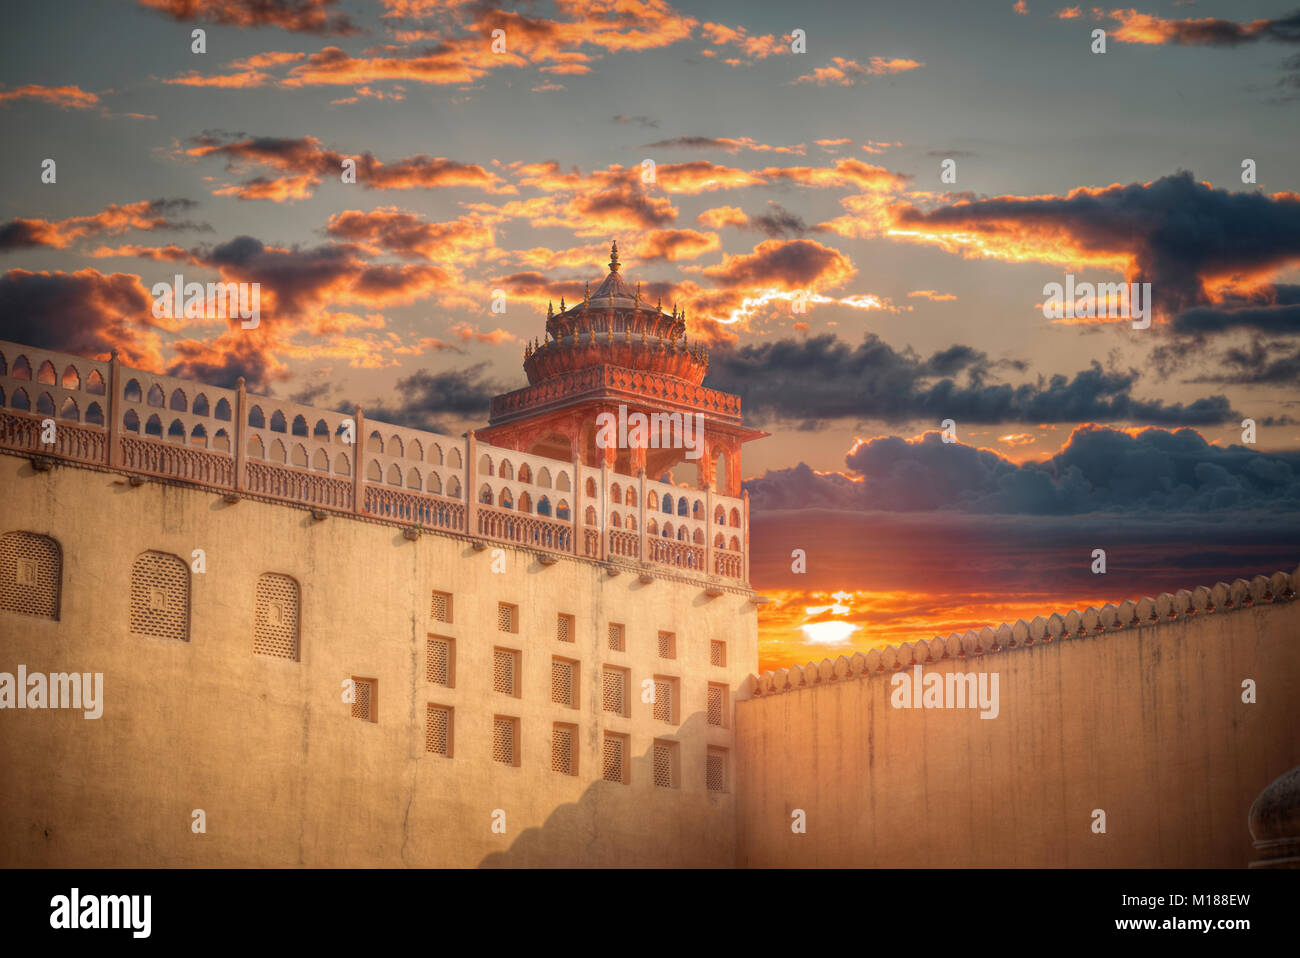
left=2, top=0, right=1298, bottom=671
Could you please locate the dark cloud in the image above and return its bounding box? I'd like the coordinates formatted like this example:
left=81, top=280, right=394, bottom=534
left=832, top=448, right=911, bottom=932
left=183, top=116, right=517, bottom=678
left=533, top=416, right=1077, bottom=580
left=1108, top=8, right=1300, bottom=47
left=0, top=268, right=161, bottom=368
left=138, top=0, right=358, bottom=35
left=1188, top=338, right=1300, bottom=385
left=890, top=171, right=1300, bottom=322
left=705, top=333, right=1238, bottom=428
left=352, top=364, right=505, bottom=431
left=165, top=338, right=282, bottom=391
left=745, top=425, right=1300, bottom=516
left=748, top=203, right=808, bottom=238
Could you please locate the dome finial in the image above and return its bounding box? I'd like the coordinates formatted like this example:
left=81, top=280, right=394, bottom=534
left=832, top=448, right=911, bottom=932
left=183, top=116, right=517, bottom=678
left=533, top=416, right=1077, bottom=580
left=609, top=239, right=620, bottom=273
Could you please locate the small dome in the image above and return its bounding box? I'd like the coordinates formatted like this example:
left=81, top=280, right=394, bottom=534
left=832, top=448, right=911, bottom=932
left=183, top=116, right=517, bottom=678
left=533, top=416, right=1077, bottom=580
left=1248, top=764, right=1300, bottom=867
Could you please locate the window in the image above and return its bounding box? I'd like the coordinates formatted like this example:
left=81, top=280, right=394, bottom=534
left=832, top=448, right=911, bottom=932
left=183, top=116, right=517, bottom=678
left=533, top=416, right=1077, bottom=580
left=556, top=612, right=574, bottom=643
left=551, top=657, right=577, bottom=708
left=552, top=723, right=577, bottom=776
left=425, top=705, right=452, bottom=757
left=430, top=590, right=452, bottom=622
left=602, top=666, right=628, bottom=717
left=350, top=677, right=376, bottom=723
left=653, top=740, right=679, bottom=789
left=493, top=648, right=520, bottom=696
left=497, top=602, right=517, bottom=633
left=707, top=683, right=728, bottom=728
left=129, top=551, right=189, bottom=641
left=253, top=573, right=299, bottom=660
left=607, top=622, right=625, bottom=652
left=602, top=732, right=628, bottom=784
left=0, top=531, right=61, bottom=620
left=657, top=630, right=676, bottom=659
left=493, top=716, right=520, bottom=766
left=426, top=636, right=453, bottom=687
left=710, top=640, right=726, bottom=667
left=652, top=677, right=678, bottom=725
left=707, top=747, right=729, bottom=793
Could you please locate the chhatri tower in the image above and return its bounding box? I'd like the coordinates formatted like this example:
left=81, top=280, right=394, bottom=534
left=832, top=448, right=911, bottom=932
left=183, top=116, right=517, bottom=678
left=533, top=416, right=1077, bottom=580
left=478, top=241, right=765, bottom=497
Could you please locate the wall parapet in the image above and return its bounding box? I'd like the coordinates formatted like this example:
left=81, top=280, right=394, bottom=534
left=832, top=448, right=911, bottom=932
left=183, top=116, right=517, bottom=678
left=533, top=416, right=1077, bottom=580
left=746, top=569, right=1300, bottom=697
left=0, top=337, right=751, bottom=590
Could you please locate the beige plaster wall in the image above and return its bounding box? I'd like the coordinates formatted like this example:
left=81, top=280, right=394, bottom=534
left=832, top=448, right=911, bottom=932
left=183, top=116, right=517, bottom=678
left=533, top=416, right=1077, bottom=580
left=734, top=595, right=1300, bottom=867
left=0, top=454, right=755, bottom=867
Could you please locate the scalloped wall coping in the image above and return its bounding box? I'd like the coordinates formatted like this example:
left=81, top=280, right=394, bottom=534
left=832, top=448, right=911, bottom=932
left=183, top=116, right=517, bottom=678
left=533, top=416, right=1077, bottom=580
left=747, top=568, right=1299, bottom=698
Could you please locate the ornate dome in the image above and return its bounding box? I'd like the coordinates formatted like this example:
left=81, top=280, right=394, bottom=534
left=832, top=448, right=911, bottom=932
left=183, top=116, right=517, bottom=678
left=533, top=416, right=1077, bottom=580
left=1249, top=764, right=1300, bottom=867
left=522, top=241, right=709, bottom=387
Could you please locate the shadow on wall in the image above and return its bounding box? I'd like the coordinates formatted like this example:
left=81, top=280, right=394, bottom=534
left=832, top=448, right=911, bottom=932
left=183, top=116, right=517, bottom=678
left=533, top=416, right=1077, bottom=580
left=478, top=710, right=730, bottom=868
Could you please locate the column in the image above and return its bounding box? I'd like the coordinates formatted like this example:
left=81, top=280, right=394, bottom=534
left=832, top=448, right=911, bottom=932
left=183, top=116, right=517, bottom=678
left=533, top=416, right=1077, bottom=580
left=106, top=349, right=121, bottom=468
left=234, top=377, right=247, bottom=491
left=465, top=428, right=478, bottom=537
left=352, top=406, right=366, bottom=514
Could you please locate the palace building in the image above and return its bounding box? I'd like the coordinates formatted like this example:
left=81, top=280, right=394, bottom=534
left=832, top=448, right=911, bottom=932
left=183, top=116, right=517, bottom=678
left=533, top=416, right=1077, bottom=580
left=2, top=244, right=1298, bottom=868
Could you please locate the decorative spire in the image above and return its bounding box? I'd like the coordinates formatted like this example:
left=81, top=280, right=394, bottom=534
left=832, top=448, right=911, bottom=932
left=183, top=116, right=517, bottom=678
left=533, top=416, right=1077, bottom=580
left=609, top=239, right=620, bottom=273
left=560, top=297, right=565, bottom=313
left=583, top=281, right=589, bottom=305
left=634, top=282, right=641, bottom=308
left=547, top=300, right=553, bottom=320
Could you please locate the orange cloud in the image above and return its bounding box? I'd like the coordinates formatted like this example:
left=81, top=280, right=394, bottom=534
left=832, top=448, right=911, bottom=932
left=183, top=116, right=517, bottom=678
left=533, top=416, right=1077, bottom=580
left=324, top=209, right=494, bottom=262
left=0, top=200, right=205, bottom=252
left=634, top=229, right=721, bottom=262
left=793, top=56, right=924, bottom=86
left=697, top=206, right=749, bottom=229
left=0, top=84, right=99, bottom=109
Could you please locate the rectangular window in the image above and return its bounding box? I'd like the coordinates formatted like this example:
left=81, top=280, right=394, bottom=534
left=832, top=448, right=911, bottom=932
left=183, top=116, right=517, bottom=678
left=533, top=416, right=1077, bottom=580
left=657, top=630, right=676, bottom=659
left=707, top=747, right=728, bottom=793
left=653, top=739, right=679, bottom=788
left=426, top=635, right=453, bottom=687
left=552, top=723, right=577, bottom=776
left=652, top=676, right=678, bottom=725
left=710, top=640, right=726, bottom=668
left=602, top=666, right=628, bottom=717
left=607, top=622, right=625, bottom=652
left=602, top=732, right=628, bottom=784
left=430, top=590, right=452, bottom=623
left=425, top=704, right=452, bottom=757
left=557, top=613, right=574, bottom=643
left=493, top=715, right=520, bottom=766
left=493, top=648, right=520, bottom=697
left=350, top=677, right=376, bottom=723
left=497, top=602, right=517, bottom=633
left=707, top=683, right=728, bottom=728
left=551, top=657, right=577, bottom=708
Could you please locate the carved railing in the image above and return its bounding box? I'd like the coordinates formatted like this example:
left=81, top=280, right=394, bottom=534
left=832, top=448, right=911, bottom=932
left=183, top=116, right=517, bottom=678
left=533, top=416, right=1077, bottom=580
left=363, top=484, right=464, bottom=531
left=476, top=505, right=572, bottom=552
left=490, top=364, right=742, bottom=422
left=0, top=339, right=752, bottom=586
left=608, top=528, right=640, bottom=559
left=248, top=460, right=351, bottom=510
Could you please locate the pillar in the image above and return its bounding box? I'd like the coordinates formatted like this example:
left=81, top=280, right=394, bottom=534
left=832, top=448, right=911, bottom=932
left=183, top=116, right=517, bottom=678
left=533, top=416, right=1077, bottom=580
left=352, top=406, right=366, bottom=514
left=106, top=349, right=121, bottom=468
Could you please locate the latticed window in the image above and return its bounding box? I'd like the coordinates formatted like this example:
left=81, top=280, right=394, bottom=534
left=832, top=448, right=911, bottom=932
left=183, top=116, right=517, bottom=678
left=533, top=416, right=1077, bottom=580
left=253, top=573, right=299, bottom=660
left=551, top=658, right=576, bottom=707
left=497, top=602, right=516, bottom=633
left=657, top=631, right=675, bottom=659
left=493, top=648, right=519, bottom=696
left=708, top=684, right=727, bottom=727
left=602, top=667, right=626, bottom=716
left=602, top=733, right=627, bottom=784
left=129, top=551, right=189, bottom=641
left=552, top=724, right=576, bottom=776
left=425, top=705, right=452, bottom=757
left=608, top=622, right=625, bottom=652
left=0, top=531, right=61, bottom=620
left=707, top=747, right=728, bottom=793
left=493, top=716, right=518, bottom=766
left=556, top=613, right=574, bottom=643
left=710, top=641, right=726, bottom=668
left=653, top=678, right=675, bottom=724
left=430, top=590, right=451, bottom=622
left=426, top=636, right=452, bottom=686
left=653, top=740, right=678, bottom=788
left=351, top=677, right=376, bottom=722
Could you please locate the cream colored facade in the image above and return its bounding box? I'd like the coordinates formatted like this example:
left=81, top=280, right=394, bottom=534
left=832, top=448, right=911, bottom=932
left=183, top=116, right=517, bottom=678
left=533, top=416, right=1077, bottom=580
left=0, top=453, right=755, bottom=866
